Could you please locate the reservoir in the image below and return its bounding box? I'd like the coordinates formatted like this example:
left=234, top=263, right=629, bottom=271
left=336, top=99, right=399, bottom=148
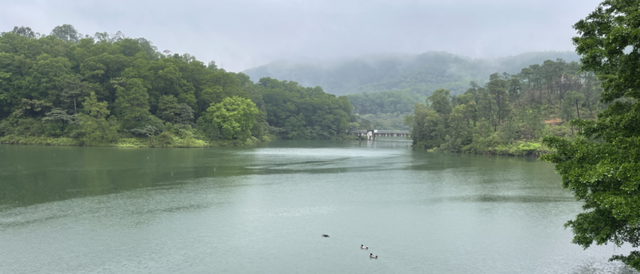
left=0, top=140, right=636, bottom=273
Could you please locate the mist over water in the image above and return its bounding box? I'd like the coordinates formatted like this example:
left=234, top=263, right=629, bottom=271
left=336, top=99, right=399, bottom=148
left=0, top=141, right=636, bottom=273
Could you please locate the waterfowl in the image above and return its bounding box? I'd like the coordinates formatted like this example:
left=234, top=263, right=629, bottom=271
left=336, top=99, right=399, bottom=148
left=361, top=244, right=368, bottom=249
left=370, top=253, right=378, bottom=259
left=322, top=234, right=329, bottom=237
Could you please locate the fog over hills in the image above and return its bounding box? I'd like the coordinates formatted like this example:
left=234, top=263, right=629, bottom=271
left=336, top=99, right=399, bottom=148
left=244, top=51, right=580, bottom=96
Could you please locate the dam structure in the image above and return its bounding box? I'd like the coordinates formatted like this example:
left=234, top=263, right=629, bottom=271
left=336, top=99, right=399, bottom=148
left=351, top=130, right=410, bottom=140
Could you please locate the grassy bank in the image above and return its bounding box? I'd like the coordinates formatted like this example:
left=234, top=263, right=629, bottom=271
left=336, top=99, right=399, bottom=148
left=415, top=140, right=552, bottom=157
left=0, top=134, right=369, bottom=148
left=0, top=134, right=276, bottom=148
left=451, top=140, right=552, bottom=157
left=0, top=135, right=82, bottom=146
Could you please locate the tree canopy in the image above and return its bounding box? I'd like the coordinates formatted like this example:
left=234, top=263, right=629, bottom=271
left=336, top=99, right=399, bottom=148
left=541, top=0, right=640, bottom=269
left=258, top=77, right=352, bottom=139
left=0, top=25, right=356, bottom=146
left=203, top=96, right=259, bottom=141
left=405, top=59, right=603, bottom=156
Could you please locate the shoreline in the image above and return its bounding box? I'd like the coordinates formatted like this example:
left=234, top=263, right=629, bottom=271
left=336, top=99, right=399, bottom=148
left=0, top=134, right=365, bottom=148
left=0, top=135, right=550, bottom=158
left=412, top=140, right=553, bottom=158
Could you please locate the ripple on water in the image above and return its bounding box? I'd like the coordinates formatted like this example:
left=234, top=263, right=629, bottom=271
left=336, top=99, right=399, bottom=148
left=0, top=142, right=639, bottom=273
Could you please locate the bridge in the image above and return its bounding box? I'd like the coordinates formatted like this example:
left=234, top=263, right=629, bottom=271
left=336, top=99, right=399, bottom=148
left=351, top=129, right=410, bottom=140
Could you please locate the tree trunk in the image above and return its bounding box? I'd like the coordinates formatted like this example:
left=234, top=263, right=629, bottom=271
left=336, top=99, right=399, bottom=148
left=570, top=124, right=574, bottom=136
left=497, top=93, right=501, bottom=125
left=539, top=89, right=543, bottom=103
left=575, top=100, right=580, bottom=119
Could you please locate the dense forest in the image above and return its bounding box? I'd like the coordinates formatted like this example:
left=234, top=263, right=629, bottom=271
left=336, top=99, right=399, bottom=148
left=406, top=58, right=604, bottom=156
left=0, top=25, right=354, bottom=147
left=0, top=24, right=606, bottom=153
left=245, top=51, right=582, bottom=130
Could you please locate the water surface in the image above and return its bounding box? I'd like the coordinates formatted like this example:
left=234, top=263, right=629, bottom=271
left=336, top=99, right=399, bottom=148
left=0, top=140, right=636, bottom=273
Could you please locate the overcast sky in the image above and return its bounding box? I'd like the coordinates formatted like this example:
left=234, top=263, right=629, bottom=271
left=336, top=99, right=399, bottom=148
left=1, top=0, right=602, bottom=72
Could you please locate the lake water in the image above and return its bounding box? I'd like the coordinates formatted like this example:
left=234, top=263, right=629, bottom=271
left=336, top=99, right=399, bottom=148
left=0, top=139, right=637, bottom=273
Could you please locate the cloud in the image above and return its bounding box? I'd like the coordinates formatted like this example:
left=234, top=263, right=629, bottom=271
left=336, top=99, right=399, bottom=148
left=0, top=0, right=602, bottom=72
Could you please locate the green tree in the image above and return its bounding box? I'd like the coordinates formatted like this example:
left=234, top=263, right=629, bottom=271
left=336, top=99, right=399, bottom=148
left=582, top=72, right=603, bottom=117
left=508, top=75, right=522, bottom=106
left=442, top=104, right=473, bottom=152
left=198, top=86, right=223, bottom=112
left=476, top=88, right=497, bottom=131
left=564, top=91, right=585, bottom=120
left=175, top=103, right=194, bottom=125
left=42, top=108, right=78, bottom=137
left=30, top=54, right=72, bottom=103
left=486, top=73, right=511, bottom=126
left=408, top=103, right=446, bottom=149
left=11, top=26, right=40, bottom=39
left=205, top=96, right=259, bottom=141
left=61, top=74, right=91, bottom=113
left=114, top=78, right=150, bottom=128
left=517, top=106, right=545, bottom=140
left=51, top=24, right=81, bottom=43
left=12, top=99, right=52, bottom=118
left=561, top=97, right=577, bottom=135
left=542, top=0, right=640, bottom=269
left=0, top=71, right=11, bottom=118
left=427, top=89, right=452, bottom=115
left=79, top=92, right=118, bottom=145
left=157, top=95, right=179, bottom=122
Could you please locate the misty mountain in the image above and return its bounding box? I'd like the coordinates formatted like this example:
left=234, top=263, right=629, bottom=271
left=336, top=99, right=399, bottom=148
left=243, top=51, right=580, bottom=96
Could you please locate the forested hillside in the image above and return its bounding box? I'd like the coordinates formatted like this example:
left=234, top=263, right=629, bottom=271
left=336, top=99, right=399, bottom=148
left=406, top=58, right=604, bottom=156
left=0, top=25, right=354, bottom=147
left=244, top=51, right=581, bottom=130
left=244, top=51, right=581, bottom=96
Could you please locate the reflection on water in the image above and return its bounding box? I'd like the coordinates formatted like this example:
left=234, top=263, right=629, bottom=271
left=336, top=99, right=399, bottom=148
left=0, top=141, right=637, bottom=274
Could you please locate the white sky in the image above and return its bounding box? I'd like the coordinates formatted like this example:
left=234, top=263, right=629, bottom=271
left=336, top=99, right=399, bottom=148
left=0, top=0, right=603, bottom=72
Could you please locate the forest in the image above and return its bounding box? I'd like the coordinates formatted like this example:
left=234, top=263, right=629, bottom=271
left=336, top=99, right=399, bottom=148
left=406, top=58, right=604, bottom=156
left=0, top=24, right=607, bottom=154
left=261, top=51, right=582, bottom=131
left=0, top=25, right=354, bottom=147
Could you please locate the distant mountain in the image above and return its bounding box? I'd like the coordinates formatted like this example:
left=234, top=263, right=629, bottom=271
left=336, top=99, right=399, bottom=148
left=243, top=51, right=580, bottom=95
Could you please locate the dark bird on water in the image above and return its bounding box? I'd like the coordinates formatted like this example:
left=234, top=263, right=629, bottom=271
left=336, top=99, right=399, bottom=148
left=322, top=234, right=329, bottom=237
left=370, top=253, right=378, bottom=259
left=361, top=244, right=368, bottom=249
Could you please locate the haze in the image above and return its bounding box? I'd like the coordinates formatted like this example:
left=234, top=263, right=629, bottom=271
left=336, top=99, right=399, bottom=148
left=1, top=0, right=602, bottom=72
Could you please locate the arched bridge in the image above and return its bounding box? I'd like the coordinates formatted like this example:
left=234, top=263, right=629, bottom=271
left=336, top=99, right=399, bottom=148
left=351, top=129, right=410, bottom=140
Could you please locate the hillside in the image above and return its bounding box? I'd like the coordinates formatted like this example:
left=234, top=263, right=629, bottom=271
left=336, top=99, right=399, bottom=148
left=0, top=25, right=356, bottom=147
left=243, top=51, right=581, bottom=96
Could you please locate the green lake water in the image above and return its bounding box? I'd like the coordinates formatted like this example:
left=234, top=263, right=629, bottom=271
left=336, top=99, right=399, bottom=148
left=0, top=139, right=637, bottom=273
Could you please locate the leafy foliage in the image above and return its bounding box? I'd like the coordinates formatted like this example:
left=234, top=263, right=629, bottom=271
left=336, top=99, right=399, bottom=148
left=114, top=78, right=150, bottom=128
left=407, top=60, right=604, bottom=156
left=203, top=96, right=259, bottom=141
left=541, top=0, right=640, bottom=270
left=78, top=92, right=119, bottom=145
left=0, top=24, right=355, bottom=146
left=248, top=51, right=585, bottom=132
left=258, top=77, right=352, bottom=139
